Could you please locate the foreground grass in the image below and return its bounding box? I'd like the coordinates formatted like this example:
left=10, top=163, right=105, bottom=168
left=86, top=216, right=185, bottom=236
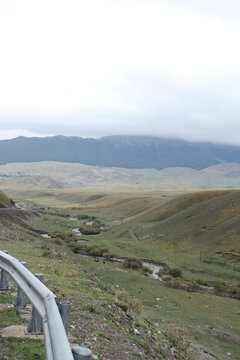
left=0, top=337, right=45, bottom=360
left=0, top=308, right=24, bottom=329
left=1, top=228, right=240, bottom=360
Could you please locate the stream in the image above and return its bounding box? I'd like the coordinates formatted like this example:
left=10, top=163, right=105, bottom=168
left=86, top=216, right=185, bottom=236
left=42, top=225, right=163, bottom=281
left=142, top=262, right=163, bottom=281
left=82, top=255, right=163, bottom=281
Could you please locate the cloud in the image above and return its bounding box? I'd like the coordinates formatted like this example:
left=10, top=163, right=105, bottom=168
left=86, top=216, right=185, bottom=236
left=167, top=0, right=240, bottom=22
left=0, top=1, right=239, bottom=144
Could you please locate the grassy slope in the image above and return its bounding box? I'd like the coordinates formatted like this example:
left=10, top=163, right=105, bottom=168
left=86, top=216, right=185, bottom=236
left=136, top=190, right=240, bottom=257
left=0, top=190, right=13, bottom=207
left=1, top=189, right=240, bottom=359
left=0, top=216, right=199, bottom=360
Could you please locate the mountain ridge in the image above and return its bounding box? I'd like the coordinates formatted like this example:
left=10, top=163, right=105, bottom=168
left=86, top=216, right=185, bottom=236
left=1, top=135, right=240, bottom=170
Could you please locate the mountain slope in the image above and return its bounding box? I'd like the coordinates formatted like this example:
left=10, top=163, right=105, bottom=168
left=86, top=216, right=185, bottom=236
left=136, top=190, right=240, bottom=254
left=0, top=190, right=14, bottom=207
left=1, top=135, right=240, bottom=170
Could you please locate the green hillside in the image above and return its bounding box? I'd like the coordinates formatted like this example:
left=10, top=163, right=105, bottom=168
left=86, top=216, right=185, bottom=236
left=136, top=190, right=240, bottom=254
left=0, top=190, right=13, bottom=207
left=1, top=188, right=240, bottom=359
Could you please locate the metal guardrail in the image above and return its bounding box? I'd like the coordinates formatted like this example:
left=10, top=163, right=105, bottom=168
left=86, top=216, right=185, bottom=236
left=0, top=250, right=92, bottom=360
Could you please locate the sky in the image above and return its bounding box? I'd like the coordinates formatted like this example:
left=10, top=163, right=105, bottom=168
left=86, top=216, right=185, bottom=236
left=0, top=0, right=240, bottom=144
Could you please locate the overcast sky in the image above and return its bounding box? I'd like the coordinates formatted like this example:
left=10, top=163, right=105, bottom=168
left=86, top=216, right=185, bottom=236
left=0, top=0, right=240, bottom=144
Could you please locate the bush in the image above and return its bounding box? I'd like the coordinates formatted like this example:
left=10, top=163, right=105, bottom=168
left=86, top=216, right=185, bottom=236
left=76, top=214, right=89, bottom=220
left=115, top=289, right=143, bottom=315
left=70, top=243, right=116, bottom=259
left=169, top=268, right=182, bottom=278
left=50, top=230, right=73, bottom=242
left=197, top=278, right=210, bottom=287
left=79, top=225, right=100, bottom=235
left=123, top=258, right=143, bottom=270
left=162, top=274, right=173, bottom=282
left=168, top=277, right=186, bottom=290
left=89, top=247, right=102, bottom=257
left=157, top=266, right=169, bottom=277
left=53, top=238, right=63, bottom=245
left=228, top=286, right=240, bottom=296
left=165, top=325, right=190, bottom=351
left=214, top=280, right=229, bottom=294
left=187, top=280, right=199, bottom=292
left=142, top=266, right=153, bottom=274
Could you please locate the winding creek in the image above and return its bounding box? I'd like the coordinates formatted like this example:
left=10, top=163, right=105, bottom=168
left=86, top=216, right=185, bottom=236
left=43, top=225, right=163, bottom=281
left=81, top=255, right=163, bottom=281
left=142, top=262, right=163, bottom=281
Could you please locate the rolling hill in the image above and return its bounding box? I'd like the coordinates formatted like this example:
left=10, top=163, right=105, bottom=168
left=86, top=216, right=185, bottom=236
left=132, top=190, right=240, bottom=257
left=1, top=161, right=240, bottom=191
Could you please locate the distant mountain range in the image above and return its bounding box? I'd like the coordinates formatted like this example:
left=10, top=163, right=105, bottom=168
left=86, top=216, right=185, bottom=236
left=1, top=135, right=240, bottom=170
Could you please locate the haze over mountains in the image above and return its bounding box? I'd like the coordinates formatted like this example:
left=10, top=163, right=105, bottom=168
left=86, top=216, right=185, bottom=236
left=1, top=135, right=240, bottom=170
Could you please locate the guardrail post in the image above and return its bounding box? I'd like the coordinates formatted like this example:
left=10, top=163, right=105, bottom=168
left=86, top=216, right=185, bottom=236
left=25, top=273, right=44, bottom=335
left=14, top=261, right=27, bottom=308
left=0, top=250, right=9, bottom=290
left=71, top=346, right=92, bottom=360
left=59, top=301, right=72, bottom=335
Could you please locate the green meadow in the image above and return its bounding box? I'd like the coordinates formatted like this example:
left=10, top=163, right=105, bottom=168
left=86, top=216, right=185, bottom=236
left=0, top=186, right=240, bottom=359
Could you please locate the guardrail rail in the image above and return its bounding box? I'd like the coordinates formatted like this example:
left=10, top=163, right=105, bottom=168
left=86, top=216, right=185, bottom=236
left=0, top=250, right=92, bottom=360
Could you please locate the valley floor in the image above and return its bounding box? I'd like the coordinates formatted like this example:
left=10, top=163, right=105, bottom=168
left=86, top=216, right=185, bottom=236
left=0, top=188, right=240, bottom=359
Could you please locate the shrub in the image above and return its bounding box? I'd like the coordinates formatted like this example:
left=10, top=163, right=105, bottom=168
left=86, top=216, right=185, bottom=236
left=71, top=244, right=81, bottom=253
left=69, top=243, right=116, bottom=258
left=157, top=266, right=169, bottom=277
left=79, top=225, right=100, bottom=235
left=123, top=258, right=143, bottom=270
left=50, top=230, right=73, bottom=242
left=53, top=238, right=63, bottom=245
left=228, top=286, right=240, bottom=296
left=197, top=278, right=210, bottom=287
left=214, top=280, right=229, bottom=294
left=88, top=247, right=102, bottom=257
left=162, top=274, right=173, bottom=282
left=118, top=300, right=129, bottom=312
left=165, top=325, right=190, bottom=351
left=187, top=280, right=199, bottom=292
left=115, top=289, right=143, bottom=315
left=168, top=277, right=186, bottom=290
left=76, top=214, right=89, bottom=220
left=142, top=266, right=153, bottom=274
left=169, top=268, right=182, bottom=278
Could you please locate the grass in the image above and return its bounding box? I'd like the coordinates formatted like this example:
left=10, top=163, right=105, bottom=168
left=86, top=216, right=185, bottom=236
left=0, top=293, right=14, bottom=303
left=1, top=188, right=240, bottom=359
left=0, top=190, right=12, bottom=207
left=0, top=337, right=45, bottom=360
left=0, top=308, right=25, bottom=329
left=129, top=335, right=147, bottom=349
